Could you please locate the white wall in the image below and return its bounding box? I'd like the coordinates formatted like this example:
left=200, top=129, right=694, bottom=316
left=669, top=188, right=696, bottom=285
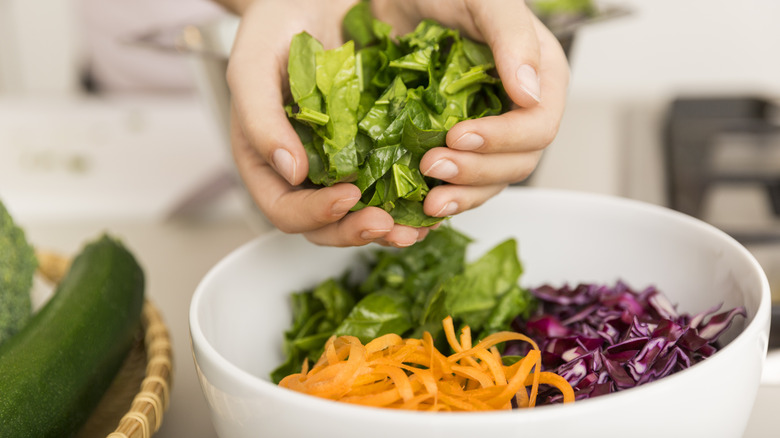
left=0, top=0, right=81, bottom=95
left=0, top=0, right=225, bottom=95
left=568, top=0, right=780, bottom=100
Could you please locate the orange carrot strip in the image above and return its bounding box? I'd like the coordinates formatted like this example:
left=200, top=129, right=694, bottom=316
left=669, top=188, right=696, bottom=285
left=525, top=372, right=576, bottom=404
left=490, top=346, right=503, bottom=366
left=437, top=389, right=495, bottom=411
left=306, top=343, right=365, bottom=385
left=528, top=352, right=541, bottom=407
left=494, top=350, right=540, bottom=405
left=423, top=331, right=452, bottom=375
left=451, top=364, right=495, bottom=388
left=352, top=371, right=386, bottom=386
left=449, top=332, right=539, bottom=363
left=341, top=388, right=402, bottom=407
left=347, top=379, right=393, bottom=396
left=365, top=333, right=403, bottom=354
left=460, top=325, right=472, bottom=350
left=442, top=316, right=463, bottom=352
left=443, top=319, right=482, bottom=369
left=515, top=385, right=530, bottom=408
left=401, top=365, right=438, bottom=396
left=396, top=392, right=434, bottom=410
left=374, top=365, right=415, bottom=402
left=473, top=347, right=506, bottom=386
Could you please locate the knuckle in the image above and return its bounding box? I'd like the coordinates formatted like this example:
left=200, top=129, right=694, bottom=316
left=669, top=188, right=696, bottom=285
left=265, top=210, right=296, bottom=233
left=512, top=163, right=535, bottom=183
left=536, top=118, right=560, bottom=149
left=513, top=152, right=543, bottom=183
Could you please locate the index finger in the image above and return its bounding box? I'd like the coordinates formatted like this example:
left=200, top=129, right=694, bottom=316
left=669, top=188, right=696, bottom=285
left=226, top=3, right=310, bottom=185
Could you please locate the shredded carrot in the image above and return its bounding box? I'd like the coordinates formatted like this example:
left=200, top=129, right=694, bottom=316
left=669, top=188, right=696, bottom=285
left=278, top=316, right=575, bottom=411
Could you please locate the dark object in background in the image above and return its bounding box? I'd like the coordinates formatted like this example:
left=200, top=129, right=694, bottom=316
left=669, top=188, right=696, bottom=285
left=663, top=96, right=780, bottom=243
left=772, top=306, right=780, bottom=349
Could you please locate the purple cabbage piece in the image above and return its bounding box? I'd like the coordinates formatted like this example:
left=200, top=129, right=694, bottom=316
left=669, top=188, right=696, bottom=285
left=511, top=281, right=747, bottom=404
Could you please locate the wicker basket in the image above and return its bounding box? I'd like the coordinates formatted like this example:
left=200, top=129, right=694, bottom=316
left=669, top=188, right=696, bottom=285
left=36, top=250, right=174, bottom=438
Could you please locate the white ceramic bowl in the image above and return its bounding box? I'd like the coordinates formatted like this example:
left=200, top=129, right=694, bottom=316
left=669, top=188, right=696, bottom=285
left=190, top=188, right=771, bottom=438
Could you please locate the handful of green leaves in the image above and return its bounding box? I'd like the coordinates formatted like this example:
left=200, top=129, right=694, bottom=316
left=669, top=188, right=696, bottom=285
left=271, top=226, right=535, bottom=383
left=286, top=2, right=509, bottom=227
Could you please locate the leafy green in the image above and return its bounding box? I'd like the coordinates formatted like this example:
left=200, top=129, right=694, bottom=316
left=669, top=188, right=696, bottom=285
left=270, top=226, right=537, bottom=382
left=442, top=239, right=525, bottom=330
left=286, top=4, right=510, bottom=226
left=333, top=291, right=413, bottom=343
left=0, top=200, right=37, bottom=346
left=530, top=0, right=596, bottom=16
left=288, top=32, right=324, bottom=115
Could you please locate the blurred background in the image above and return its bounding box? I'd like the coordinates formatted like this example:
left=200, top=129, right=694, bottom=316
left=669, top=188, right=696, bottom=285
left=1, top=0, right=779, bottom=436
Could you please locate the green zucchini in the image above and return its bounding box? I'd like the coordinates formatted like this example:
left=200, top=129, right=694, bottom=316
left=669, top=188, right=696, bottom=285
left=0, top=234, right=145, bottom=438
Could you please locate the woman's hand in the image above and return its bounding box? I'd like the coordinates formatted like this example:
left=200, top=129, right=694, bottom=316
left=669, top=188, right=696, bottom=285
left=222, top=0, right=569, bottom=247
left=372, top=0, right=570, bottom=219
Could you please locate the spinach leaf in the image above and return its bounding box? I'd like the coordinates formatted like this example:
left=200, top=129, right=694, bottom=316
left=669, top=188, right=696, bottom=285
left=341, top=0, right=375, bottom=48
left=462, top=37, right=495, bottom=66
left=358, top=77, right=407, bottom=142
left=359, top=225, right=470, bottom=297
left=312, top=278, right=356, bottom=324
left=355, top=144, right=408, bottom=193
left=288, top=32, right=324, bottom=114
left=443, top=238, right=524, bottom=333
left=315, top=41, right=361, bottom=182
left=389, top=199, right=441, bottom=227
left=333, top=292, right=413, bottom=344
left=391, top=163, right=428, bottom=202
left=482, top=284, right=535, bottom=335
left=291, top=118, right=328, bottom=185
left=389, top=47, right=434, bottom=72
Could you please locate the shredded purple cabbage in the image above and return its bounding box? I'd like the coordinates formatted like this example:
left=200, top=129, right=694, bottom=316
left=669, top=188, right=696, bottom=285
left=506, top=281, right=747, bottom=404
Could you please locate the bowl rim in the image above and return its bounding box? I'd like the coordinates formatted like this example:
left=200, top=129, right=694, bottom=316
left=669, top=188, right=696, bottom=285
left=189, top=187, right=772, bottom=423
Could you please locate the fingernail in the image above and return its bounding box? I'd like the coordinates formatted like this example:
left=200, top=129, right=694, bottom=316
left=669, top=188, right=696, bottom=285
left=360, top=229, right=391, bottom=240
left=434, top=201, right=458, bottom=217
left=516, top=64, right=541, bottom=103
left=331, top=196, right=360, bottom=216
left=391, top=228, right=420, bottom=247
left=272, top=149, right=297, bottom=184
left=423, top=159, right=458, bottom=179
left=452, top=132, right=484, bottom=151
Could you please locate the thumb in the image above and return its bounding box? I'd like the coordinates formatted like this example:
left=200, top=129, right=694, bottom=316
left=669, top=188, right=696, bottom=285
left=466, top=0, right=542, bottom=107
